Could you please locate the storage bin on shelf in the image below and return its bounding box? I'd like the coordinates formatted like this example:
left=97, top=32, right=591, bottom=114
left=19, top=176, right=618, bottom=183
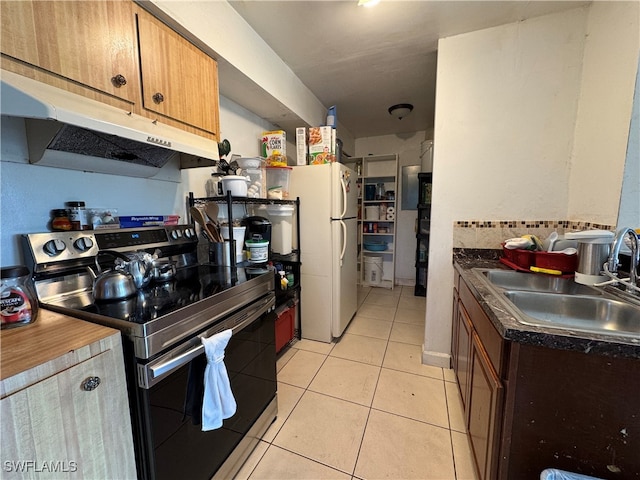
left=265, top=204, right=295, bottom=255
left=265, top=166, right=292, bottom=199
left=275, top=303, right=296, bottom=353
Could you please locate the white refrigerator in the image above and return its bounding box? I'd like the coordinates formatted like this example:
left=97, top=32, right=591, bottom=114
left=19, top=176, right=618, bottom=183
left=289, top=163, right=359, bottom=343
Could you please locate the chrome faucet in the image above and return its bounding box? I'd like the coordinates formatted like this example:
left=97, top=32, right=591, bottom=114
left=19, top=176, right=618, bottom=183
left=606, top=227, right=639, bottom=292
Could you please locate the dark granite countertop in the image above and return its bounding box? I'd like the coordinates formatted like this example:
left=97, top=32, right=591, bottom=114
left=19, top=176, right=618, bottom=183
left=453, top=249, right=640, bottom=359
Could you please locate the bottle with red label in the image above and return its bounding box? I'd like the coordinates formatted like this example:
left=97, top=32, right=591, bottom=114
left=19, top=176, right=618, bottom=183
left=1, top=266, right=38, bottom=328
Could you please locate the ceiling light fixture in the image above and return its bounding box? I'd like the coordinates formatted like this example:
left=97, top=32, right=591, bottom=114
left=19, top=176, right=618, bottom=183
left=357, top=0, right=380, bottom=7
left=388, top=103, right=414, bottom=120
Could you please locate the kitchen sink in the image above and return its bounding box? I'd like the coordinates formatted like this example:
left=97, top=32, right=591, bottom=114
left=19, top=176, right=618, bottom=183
left=503, top=290, right=640, bottom=337
left=474, top=269, right=640, bottom=339
left=483, top=269, right=602, bottom=295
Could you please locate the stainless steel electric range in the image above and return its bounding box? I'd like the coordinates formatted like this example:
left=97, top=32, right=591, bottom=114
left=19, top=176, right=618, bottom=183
left=22, top=225, right=277, bottom=480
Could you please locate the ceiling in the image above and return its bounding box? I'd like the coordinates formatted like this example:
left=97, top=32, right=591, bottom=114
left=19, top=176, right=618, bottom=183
left=228, top=0, right=590, bottom=139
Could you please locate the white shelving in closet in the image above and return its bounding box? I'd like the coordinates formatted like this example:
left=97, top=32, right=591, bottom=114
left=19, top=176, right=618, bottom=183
left=345, top=154, right=398, bottom=290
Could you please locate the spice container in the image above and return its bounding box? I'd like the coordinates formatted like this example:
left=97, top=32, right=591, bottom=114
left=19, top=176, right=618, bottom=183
left=51, top=209, right=73, bottom=231
left=67, top=201, right=88, bottom=230
left=1, top=265, right=38, bottom=328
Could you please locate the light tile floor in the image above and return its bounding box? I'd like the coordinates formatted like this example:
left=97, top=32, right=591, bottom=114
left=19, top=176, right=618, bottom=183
left=235, top=286, right=478, bottom=480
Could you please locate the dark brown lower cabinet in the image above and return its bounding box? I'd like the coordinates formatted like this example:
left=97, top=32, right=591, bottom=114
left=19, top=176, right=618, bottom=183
left=452, top=267, right=640, bottom=480
left=457, top=304, right=473, bottom=409
left=467, top=332, right=503, bottom=480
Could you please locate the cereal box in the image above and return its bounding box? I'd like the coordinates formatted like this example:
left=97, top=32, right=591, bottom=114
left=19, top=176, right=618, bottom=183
left=308, top=126, right=335, bottom=164
left=296, top=127, right=307, bottom=165
left=261, top=130, right=287, bottom=166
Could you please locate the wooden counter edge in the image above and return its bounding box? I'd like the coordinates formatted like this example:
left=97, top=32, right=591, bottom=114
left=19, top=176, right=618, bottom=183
left=1, top=309, right=121, bottom=397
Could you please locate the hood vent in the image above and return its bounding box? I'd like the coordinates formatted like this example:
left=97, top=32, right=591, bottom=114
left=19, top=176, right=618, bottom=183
left=1, top=70, right=219, bottom=177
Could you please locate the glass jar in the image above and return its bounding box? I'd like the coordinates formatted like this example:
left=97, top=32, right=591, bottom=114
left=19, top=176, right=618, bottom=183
left=1, top=265, right=38, bottom=328
left=51, top=209, right=73, bottom=231
left=67, top=201, right=88, bottom=230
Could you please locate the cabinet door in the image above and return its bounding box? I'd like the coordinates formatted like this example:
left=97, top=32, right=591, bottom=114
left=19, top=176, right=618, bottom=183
left=136, top=8, right=220, bottom=136
left=451, top=288, right=460, bottom=369
left=467, top=332, right=503, bottom=480
left=1, top=349, right=136, bottom=479
left=1, top=1, right=139, bottom=105
left=455, top=302, right=472, bottom=411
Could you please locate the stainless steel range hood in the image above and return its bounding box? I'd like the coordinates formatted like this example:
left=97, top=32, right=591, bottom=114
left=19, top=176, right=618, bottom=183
left=1, top=70, right=219, bottom=177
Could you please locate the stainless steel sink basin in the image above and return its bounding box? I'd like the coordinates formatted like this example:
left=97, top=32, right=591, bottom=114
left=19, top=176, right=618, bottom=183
left=483, top=269, right=601, bottom=295
left=473, top=268, right=640, bottom=339
left=503, top=290, right=640, bottom=337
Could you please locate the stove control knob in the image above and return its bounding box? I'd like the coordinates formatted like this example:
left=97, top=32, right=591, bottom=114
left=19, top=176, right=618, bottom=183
left=184, top=227, right=195, bottom=239
left=74, top=237, right=94, bottom=252
left=44, top=239, right=67, bottom=256
left=171, top=230, right=183, bottom=240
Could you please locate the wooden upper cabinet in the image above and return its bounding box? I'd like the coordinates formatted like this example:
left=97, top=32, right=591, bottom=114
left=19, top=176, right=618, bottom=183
left=136, top=8, right=220, bottom=136
left=1, top=1, right=140, bottom=106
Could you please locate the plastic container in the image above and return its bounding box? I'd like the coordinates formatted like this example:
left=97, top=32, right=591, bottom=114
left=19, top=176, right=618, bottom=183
left=365, top=206, right=379, bottom=220
left=245, top=239, right=269, bottom=264
left=540, top=469, right=603, bottom=480
left=365, top=185, right=376, bottom=201
left=534, top=251, right=578, bottom=273
left=235, top=157, right=264, bottom=170
left=221, top=175, right=249, bottom=197
left=265, top=205, right=294, bottom=255
left=1, top=265, right=38, bottom=328
left=265, top=166, right=292, bottom=199
left=244, top=168, right=265, bottom=198
left=275, top=304, right=296, bottom=353
left=364, top=256, right=383, bottom=285
left=219, top=226, right=246, bottom=259
left=502, top=244, right=535, bottom=270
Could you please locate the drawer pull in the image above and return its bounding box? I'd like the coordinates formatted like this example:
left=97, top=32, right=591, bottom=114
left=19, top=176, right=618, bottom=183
left=152, top=92, right=165, bottom=104
left=111, top=74, right=127, bottom=87
left=81, top=376, right=101, bottom=391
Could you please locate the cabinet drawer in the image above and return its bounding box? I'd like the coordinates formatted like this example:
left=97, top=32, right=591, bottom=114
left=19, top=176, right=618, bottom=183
left=1, top=348, right=136, bottom=479
left=459, top=278, right=505, bottom=377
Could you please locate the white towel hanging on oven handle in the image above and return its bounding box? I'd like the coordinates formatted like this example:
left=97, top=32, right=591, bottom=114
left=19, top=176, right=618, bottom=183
left=201, top=329, right=236, bottom=431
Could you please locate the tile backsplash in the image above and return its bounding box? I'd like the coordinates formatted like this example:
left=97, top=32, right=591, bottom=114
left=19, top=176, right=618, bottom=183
left=453, top=220, right=615, bottom=249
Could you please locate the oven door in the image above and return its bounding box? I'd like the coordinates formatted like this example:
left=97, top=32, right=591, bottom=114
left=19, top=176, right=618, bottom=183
left=133, top=293, right=277, bottom=480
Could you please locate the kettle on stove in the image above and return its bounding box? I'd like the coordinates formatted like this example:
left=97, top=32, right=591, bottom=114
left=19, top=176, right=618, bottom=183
left=88, top=251, right=139, bottom=301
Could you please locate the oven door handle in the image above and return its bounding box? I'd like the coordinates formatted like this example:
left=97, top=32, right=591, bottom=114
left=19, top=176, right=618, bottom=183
left=138, top=294, right=275, bottom=389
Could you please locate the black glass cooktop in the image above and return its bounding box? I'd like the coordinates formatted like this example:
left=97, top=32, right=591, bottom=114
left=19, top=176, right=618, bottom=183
left=75, top=264, right=271, bottom=324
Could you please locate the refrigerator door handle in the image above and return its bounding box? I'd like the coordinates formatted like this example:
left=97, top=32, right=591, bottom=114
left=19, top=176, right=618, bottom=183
left=339, top=219, right=347, bottom=266
left=339, top=176, right=348, bottom=219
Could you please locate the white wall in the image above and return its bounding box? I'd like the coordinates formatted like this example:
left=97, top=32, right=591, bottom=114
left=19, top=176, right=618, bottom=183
left=568, top=1, right=640, bottom=225
left=355, top=131, right=429, bottom=284
left=424, top=4, right=639, bottom=367
left=618, top=60, right=640, bottom=229
left=0, top=95, right=279, bottom=266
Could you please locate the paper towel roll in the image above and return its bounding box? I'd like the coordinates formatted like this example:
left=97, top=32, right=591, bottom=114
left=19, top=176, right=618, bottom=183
left=386, top=212, right=395, bottom=221
left=386, top=206, right=395, bottom=214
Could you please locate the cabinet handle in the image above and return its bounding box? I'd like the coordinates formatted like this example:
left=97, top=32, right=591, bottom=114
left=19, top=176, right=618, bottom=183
left=81, top=376, right=101, bottom=391
left=152, top=92, right=165, bottom=104
left=111, top=74, right=127, bottom=87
